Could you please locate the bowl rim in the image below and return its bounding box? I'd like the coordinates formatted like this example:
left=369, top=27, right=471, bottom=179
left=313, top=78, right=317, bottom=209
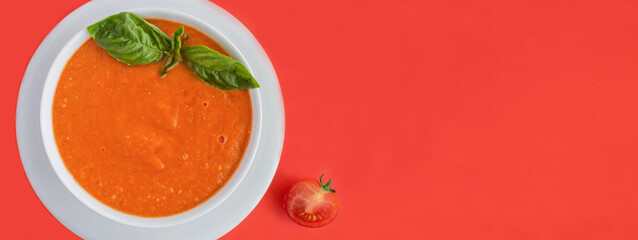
left=38, top=8, right=263, bottom=228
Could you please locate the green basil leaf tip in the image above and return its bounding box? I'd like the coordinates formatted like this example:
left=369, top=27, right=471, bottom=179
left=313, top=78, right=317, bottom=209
left=87, top=12, right=172, bottom=65
left=160, top=26, right=185, bottom=77
left=181, top=45, right=259, bottom=90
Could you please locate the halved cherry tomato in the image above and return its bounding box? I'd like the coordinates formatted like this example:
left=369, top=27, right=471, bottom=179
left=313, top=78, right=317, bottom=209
left=284, top=174, right=339, bottom=227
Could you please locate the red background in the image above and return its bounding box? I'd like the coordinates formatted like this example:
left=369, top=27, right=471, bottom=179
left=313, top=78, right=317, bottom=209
left=3, top=0, right=638, bottom=239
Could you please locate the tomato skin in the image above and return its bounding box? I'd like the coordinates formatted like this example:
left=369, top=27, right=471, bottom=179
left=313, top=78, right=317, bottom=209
left=284, top=177, right=339, bottom=228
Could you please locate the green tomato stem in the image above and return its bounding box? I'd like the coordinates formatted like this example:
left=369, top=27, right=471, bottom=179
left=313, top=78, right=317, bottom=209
left=319, top=174, right=336, bottom=193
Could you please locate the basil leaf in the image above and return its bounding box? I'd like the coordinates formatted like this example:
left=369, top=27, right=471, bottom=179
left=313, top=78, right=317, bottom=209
left=87, top=12, right=172, bottom=65
left=160, top=26, right=185, bottom=77
left=181, top=45, right=259, bottom=90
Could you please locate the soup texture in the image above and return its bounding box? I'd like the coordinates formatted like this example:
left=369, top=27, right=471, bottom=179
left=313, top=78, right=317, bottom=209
left=52, top=19, right=252, bottom=217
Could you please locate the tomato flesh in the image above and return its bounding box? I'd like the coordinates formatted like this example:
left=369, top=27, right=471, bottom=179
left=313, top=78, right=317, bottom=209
left=284, top=179, right=339, bottom=227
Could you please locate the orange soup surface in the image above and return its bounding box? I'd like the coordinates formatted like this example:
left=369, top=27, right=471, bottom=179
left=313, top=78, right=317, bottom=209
left=52, top=19, right=252, bottom=217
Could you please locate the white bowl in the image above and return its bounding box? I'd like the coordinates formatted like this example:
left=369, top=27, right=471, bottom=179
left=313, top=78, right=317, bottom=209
left=39, top=8, right=262, bottom=228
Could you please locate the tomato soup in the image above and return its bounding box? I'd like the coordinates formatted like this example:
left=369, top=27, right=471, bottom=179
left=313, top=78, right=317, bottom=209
left=52, top=19, right=252, bottom=217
